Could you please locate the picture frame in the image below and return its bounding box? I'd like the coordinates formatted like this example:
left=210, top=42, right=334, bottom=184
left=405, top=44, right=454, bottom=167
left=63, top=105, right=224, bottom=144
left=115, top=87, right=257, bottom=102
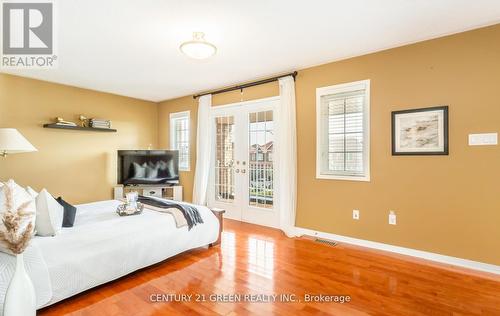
left=391, top=106, right=448, bottom=155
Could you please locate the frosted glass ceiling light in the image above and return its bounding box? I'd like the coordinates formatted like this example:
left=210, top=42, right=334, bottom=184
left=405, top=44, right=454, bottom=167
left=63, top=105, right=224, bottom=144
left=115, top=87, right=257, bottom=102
left=180, top=32, right=217, bottom=59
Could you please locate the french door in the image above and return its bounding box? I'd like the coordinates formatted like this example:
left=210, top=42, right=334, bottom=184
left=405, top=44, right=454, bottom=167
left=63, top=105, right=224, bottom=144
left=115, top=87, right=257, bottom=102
left=208, top=97, right=279, bottom=228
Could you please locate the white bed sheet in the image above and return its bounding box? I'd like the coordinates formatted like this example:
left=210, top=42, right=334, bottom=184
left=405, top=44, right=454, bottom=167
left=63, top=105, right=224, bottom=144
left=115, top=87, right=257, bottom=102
left=33, top=199, right=219, bottom=307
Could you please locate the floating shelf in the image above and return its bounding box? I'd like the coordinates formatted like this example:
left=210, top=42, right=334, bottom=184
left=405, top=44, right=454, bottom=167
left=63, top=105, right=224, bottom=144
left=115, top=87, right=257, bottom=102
left=43, top=123, right=117, bottom=132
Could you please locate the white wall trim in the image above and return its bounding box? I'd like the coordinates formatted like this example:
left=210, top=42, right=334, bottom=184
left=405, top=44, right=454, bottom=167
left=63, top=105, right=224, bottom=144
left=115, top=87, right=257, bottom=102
left=294, top=226, right=500, bottom=276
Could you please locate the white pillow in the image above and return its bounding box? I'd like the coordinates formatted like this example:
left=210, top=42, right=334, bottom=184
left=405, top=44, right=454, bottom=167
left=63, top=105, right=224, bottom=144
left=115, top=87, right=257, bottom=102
left=0, top=179, right=36, bottom=254
left=146, top=162, right=160, bottom=179
left=26, top=186, right=38, bottom=198
left=0, top=180, right=35, bottom=214
left=35, top=189, right=64, bottom=237
left=133, top=162, right=147, bottom=178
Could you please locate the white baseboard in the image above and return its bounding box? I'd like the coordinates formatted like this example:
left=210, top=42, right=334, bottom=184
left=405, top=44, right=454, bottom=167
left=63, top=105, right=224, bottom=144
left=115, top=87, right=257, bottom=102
left=294, top=226, right=500, bottom=276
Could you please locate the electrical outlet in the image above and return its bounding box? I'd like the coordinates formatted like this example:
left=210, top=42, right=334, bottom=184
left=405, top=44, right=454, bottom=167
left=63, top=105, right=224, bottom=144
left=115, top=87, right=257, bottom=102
left=389, top=211, right=397, bottom=225
left=353, top=209, right=360, bottom=220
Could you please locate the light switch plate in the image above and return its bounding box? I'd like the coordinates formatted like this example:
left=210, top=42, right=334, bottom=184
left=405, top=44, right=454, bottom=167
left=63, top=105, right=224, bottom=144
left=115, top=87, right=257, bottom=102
left=468, top=133, right=498, bottom=146
left=389, top=211, right=397, bottom=225
left=353, top=209, right=360, bottom=220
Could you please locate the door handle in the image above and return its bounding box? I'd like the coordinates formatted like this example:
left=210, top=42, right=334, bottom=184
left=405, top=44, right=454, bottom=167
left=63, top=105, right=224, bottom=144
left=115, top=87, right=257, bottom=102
left=241, top=169, right=246, bottom=174
left=235, top=169, right=240, bottom=173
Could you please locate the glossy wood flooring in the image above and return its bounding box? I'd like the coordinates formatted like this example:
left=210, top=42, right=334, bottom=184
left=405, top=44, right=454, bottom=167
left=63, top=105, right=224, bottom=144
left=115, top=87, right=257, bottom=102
left=39, top=219, right=500, bottom=316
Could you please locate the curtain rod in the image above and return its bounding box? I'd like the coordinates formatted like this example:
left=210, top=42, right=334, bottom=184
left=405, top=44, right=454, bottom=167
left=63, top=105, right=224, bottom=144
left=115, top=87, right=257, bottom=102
left=192, top=71, right=298, bottom=99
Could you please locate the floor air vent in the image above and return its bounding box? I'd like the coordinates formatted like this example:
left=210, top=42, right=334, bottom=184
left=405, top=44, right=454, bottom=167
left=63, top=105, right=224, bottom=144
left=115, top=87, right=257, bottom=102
left=315, top=238, right=338, bottom=247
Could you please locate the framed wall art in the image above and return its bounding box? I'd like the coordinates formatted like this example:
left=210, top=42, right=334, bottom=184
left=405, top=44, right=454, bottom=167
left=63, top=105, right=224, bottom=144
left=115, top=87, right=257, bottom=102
left=391, top=106, right=448, bottom=155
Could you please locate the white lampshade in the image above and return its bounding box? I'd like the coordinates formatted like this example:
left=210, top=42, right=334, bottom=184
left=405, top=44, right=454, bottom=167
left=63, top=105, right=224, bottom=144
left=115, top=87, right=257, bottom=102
left=180, top=32, right=217, bottom=60
left=0, top=128, right=37, bottom=156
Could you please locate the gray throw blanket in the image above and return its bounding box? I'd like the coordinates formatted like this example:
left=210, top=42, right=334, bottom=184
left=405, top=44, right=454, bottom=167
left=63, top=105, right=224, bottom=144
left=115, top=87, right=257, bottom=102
left=137, top=196, right=203, bottom=230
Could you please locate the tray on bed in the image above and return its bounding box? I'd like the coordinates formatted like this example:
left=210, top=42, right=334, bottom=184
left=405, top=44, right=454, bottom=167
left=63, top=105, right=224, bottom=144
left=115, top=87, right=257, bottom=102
left=116, top=202, right=144, bottom=216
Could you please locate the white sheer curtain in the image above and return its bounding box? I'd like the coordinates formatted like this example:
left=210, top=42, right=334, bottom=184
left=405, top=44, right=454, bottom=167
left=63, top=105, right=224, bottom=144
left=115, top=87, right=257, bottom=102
left=192, top=94, right=212, bottom=205
left=277, top=76, right=299, bottom=237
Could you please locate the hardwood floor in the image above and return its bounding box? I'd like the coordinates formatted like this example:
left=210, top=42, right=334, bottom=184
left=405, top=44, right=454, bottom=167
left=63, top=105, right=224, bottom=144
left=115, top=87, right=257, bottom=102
left=39, top=219, right=500, bottom=316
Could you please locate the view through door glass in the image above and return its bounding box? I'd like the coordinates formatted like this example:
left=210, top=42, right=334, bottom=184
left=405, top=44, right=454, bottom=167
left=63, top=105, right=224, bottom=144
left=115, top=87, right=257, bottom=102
left=248, top=110, right=274, bottom=209
left=215, top=116, right=235, bottom=202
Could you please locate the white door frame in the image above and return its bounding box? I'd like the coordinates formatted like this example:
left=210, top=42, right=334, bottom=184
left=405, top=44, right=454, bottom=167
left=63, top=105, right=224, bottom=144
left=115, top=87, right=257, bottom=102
left=208, top=96, right=280, bottom=228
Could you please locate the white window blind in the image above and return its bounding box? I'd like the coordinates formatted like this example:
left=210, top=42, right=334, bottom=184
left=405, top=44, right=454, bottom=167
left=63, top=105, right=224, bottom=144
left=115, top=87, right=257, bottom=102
left=170, top=111, right=190, bottom=171
left=316, top=80, right=370, bottom=181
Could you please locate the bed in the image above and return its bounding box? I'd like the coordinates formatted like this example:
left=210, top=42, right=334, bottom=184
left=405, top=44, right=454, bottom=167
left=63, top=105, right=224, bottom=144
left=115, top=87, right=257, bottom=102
left=0, top=199, right=220, bottom=313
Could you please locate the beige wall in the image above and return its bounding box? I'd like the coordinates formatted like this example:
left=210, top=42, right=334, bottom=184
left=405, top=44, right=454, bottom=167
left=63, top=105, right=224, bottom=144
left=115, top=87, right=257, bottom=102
left=158, top=24, right=500, bottom=265
left=0, top=74, right=158, bottom=203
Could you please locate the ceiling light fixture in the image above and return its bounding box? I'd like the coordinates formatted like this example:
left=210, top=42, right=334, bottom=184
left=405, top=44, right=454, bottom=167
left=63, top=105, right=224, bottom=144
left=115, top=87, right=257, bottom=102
left=180, top=32, right=217, bottom=60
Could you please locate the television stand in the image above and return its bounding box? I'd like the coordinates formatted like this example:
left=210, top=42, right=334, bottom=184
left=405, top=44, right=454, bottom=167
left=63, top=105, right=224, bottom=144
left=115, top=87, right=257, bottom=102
left=113, top=185, right=183, bottom=201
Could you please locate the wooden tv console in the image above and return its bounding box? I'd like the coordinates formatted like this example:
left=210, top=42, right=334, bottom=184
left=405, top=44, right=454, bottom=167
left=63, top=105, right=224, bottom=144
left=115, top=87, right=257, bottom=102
left=113, top=185, right=183, bottom=201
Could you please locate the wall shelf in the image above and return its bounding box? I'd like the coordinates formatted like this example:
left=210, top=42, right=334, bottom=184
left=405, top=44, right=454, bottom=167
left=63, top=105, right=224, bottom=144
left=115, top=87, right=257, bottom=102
left=43, top=123, right=117, bottom=132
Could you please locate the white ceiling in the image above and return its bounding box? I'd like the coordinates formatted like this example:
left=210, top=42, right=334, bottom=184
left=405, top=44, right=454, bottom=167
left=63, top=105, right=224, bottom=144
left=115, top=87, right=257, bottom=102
left=3, top=0, right=500, bottom=102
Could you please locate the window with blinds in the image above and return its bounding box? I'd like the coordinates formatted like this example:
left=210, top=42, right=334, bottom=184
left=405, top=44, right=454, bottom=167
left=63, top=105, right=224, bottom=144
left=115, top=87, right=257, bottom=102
left=170, top=111, right=190, bottom=171
left=316, top=80, right=370, bottom=181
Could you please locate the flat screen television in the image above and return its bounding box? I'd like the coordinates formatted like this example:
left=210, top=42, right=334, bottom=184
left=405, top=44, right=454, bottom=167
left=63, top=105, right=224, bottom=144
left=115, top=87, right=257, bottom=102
left=117, top=150, right=179, bottom=185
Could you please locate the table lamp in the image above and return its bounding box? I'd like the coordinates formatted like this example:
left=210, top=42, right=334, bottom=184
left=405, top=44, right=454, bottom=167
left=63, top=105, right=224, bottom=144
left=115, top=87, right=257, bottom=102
left=0, top=128, right=37, bottom=157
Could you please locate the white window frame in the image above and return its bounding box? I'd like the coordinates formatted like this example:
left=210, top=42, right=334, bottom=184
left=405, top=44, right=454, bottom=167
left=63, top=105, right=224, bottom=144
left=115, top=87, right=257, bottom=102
left=316, top=80, right=370, bottom=181
left=170, top=111, right=190, bottom=171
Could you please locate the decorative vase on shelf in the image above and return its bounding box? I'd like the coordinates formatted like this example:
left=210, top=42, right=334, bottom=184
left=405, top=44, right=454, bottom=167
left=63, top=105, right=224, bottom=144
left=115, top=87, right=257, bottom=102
left=3, top=253, right=36, bottom=316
